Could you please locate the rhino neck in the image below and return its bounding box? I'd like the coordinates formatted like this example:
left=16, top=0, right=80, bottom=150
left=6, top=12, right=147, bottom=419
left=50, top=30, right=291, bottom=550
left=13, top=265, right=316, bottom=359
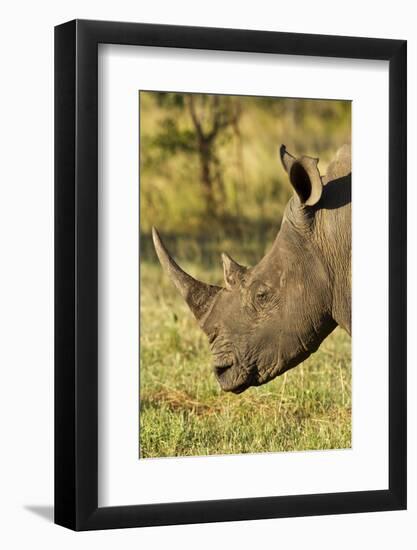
left=255, top=215, right=337, bottom=357
left=312, top=173, right=351, bottom=334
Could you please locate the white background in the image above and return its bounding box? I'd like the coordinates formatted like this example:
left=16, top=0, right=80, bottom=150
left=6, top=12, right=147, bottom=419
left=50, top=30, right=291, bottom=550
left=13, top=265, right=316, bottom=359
left=0, top=1, right=415, bottom=549
left=99, top=45, right=389, bottom=506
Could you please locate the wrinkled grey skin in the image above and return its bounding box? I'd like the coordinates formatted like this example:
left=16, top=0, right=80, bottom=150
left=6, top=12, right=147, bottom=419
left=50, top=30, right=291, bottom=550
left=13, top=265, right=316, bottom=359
left=153, top=144, right=351, bottom=394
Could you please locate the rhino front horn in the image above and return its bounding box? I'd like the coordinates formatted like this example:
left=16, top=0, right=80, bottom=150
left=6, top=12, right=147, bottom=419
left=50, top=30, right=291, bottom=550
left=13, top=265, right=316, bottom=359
left=152, top=227, right=222, bottom=323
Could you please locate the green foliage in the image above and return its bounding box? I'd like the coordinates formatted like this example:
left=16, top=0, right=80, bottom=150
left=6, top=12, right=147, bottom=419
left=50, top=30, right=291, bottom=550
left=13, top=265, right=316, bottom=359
left=140, top=91, right=351, bottom=237
left=152, top=118, right=196, bottom=154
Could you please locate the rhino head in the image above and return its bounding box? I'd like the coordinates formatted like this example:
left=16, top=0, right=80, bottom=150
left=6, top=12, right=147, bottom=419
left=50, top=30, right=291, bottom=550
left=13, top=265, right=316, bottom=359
left=152, top=144, right=351, bottom=394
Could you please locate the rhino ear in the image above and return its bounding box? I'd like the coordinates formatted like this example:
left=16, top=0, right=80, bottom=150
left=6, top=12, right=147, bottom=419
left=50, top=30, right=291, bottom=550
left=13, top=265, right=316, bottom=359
left=280, top=144, right=296, bottom=173
left=221, top=253, right=246, bottom=290
left=280, top=144, right=323, bottom=207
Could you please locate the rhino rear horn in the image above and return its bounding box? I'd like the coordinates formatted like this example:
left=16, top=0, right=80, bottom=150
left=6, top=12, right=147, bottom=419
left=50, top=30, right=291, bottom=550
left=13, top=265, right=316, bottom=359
left=152, top=227, right=221, bottom=323
left=280, top=144, right=323, bottom=206
left=221, top=253, right=247, bottom=290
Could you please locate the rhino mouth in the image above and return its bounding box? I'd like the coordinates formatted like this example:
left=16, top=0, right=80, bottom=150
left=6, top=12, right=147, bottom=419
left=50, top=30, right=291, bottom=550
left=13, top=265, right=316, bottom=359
left=213, top=363, right=256, bottom=394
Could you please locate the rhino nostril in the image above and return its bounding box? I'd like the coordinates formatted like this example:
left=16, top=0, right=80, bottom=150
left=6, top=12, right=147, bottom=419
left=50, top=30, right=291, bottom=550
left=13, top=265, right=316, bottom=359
left=214, top=364, right=233, bottom=377
left=208, top=332, right=218, bottom=345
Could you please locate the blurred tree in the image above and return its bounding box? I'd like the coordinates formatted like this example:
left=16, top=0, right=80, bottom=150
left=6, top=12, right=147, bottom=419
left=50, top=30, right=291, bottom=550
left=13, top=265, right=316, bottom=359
left=140, top=92, right=351, bottom=243
left=185, top=94, right=241, bottom=216
left=152, top=93, right=242, bottom=217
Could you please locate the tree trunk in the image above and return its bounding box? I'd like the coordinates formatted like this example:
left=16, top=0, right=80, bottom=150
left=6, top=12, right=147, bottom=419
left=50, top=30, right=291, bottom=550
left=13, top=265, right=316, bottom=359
left=198, top=138, right=216, bottom=217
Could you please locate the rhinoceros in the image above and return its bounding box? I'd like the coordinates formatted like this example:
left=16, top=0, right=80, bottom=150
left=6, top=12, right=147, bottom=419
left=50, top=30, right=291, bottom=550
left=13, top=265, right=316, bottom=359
left=152, top=144, right=351, bottom=394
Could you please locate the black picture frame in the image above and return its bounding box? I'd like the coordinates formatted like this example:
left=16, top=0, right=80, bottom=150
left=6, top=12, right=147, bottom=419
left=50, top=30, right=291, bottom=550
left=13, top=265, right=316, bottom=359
left=55, top=19, right=407, bottom=531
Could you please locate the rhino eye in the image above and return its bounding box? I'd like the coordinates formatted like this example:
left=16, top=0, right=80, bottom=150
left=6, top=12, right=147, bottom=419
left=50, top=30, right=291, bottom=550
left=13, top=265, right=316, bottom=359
left=255, top=286, right=270, bottom=304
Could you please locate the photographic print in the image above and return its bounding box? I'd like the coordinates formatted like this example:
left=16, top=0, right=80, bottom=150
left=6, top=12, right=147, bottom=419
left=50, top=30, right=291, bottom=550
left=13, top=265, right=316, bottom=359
left=139, top=91, right=351, bottom=459
left=55, top=20, right=406, bottom=530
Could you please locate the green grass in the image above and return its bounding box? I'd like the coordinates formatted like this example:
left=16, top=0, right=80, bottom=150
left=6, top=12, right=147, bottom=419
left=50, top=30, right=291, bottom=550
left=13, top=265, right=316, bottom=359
left=140, top=261, right=351, bottom=458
